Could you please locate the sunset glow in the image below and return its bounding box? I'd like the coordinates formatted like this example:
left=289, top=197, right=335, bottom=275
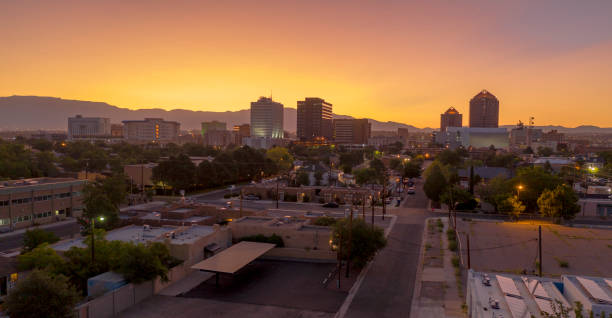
left=2, top=0, right=612, bottom=127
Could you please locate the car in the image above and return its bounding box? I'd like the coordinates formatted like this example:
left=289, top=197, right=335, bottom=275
left=322, top=202, right=340, bottom=208
left=225, top=201, right=233, bottom=208
left=407, top=187, right=416, bottom=194
left=244, top=194, right=260, bottom=200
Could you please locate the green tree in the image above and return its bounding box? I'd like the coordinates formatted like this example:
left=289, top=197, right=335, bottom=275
left=331, top=218, right=387, bottom=268
left=354, top=168, right=377, bottom=186
left=116, top=243, right=170, bottom=284
left=369, top=158, right=385, bottom=175
left=513, top=167, right=563, bottom=212
left=4, top=270, right=80, bottom=318
left=266, top=147, right=294, bottom=172
left=402, top=161, right=422, bottom=179
left=22, top=228, right=60, bottom=253
left=152, top=154, right=196, bottom=194
left=17, top=243, right=66, bottom=272
left=82, top=180, right=119, bottom=228
left=296, top=171, right=310, bottom=186
left=476, top=176, right=514, bottom=212
left=537, top=146, right=554, bottom=157
left=537, top=184, right=580, bottom=222
left=498, top=195, right=525, bottom=221
left=424, top=164, right=447, bottom=203
left=440, top=185, right=474, bottom=211
left=389, top=158, right=402, bottom=171
left=436, top=149, right=463, bottom=167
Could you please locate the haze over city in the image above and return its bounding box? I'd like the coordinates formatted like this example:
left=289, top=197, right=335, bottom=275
left=2, top=0, right=612, bottom=127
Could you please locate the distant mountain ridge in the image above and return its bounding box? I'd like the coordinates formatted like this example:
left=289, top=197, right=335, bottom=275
left=0, top=95, right=430, bottom=132
left=0, top=96, right=609, bottom=134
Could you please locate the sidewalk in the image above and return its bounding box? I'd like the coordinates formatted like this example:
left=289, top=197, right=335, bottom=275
left=410, top=217, right=465, bottom=318
left=0, top=218, right=77, bottom=239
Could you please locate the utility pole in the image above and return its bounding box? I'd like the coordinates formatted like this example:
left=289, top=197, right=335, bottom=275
left=276, top=180, right=279, bottom=209
left=337, top=229, right=342, bottom=289
left=538, top=225, right=542, bottom=277
left=239, top=189, right=243, bottom=218
left=382, top=173, right=386, bottom=221
left=346, top=202, right=353, bottom=278
left=362, top=194, right=366, bottom=219
left=90, top=217, right=96, bottom=263
left=467, top=234, right=471, bottom=269
left=371, top=196, right=375, bottom=231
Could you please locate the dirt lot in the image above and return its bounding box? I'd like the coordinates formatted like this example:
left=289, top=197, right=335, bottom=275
left=455, top=219, right=612, bottom=277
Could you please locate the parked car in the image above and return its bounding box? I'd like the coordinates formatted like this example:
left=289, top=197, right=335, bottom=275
left=407, top=187, right=416, bottom=194
left=322, top=202, right=340, bottom=208
left=244, top=194, right=260, bottom=200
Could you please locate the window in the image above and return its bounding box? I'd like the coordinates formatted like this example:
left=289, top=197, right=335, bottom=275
left=0, top=200, right=9, bottom=206
left=0, top=218, right=9, bottom=226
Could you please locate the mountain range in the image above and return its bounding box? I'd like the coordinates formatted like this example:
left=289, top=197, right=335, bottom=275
left=1, top=95, right=610, bottom=134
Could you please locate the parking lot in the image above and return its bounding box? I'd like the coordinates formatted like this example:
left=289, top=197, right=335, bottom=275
left=456, top=219, right=612, bottom=277
left=181, top=260, right=355, bottom=313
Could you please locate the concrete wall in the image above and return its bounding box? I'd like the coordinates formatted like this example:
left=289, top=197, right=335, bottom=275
left=167, top=227, right=232, bottom=267
left=76, top=281, right=154, bottom=318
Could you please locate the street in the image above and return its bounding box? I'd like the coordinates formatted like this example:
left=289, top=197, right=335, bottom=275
left=342, top=178, right=434, bottom=318
left=0, top=220, right=80, bottom=253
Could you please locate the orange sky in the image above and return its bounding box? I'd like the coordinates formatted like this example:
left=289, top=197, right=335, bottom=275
left=1, top=0, right=612, bottom=128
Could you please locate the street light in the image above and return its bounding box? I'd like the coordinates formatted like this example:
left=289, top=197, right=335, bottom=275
left=90, top=216, right=105, bottom=263
left=517, top=185, right=524, bottom=199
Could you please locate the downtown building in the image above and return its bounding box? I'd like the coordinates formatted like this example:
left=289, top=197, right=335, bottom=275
left=67, top=115, right=111, bottom=140
left=232, top=124, right=251, bottom=145
left=250, top=97, right=284, bottom=139
left=122, top=118, right=180, bottom=144
left=0, top=178, right=85, bottom=231
left=440, top=107, right=463, bottom=132
left=469, top=90, right=499, bottom=128
left=333, top=118, right=371, bottom=145
left=201, top=121, right=233, bottom=147
left=297, top=97, right=333, bottom=142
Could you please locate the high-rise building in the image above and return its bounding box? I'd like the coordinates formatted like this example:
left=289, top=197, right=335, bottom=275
left=67, top=115, right=111, bottom=139
left=122, top=118, right=180, bottom=143
left=469, top=90, right=499, bottom=128
left=201, top=121, right=227, bottom=137
left=440, top=107, right=463, bottom=132
left=250, top=97, right=284, bottom=139
left=233, top=124, right=251, bottom=145
left=333, top=119, right=371, bottom=144
left=297, top=97, right=333, bottom=141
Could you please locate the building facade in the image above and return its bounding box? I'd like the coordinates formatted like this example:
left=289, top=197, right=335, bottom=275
left=333, top=118, right=371, bottom=144
left=297, top=98, right=333, bottom=141
left=250, top=97, right=284, bottom=139
left=469, top=90, right=499, bottom=128
left=68, top=115, right=111, bottom=139
left=0, top=178, right=85, bottom=231
left=232, top=124, right=251, bottom=145
left=201, top=121, right=227, bottom=137
left=122, top=118, right=180, bottom=143
left=440, top=107, right=463, bottom=132
left=436, top=127, right=509, bottom=150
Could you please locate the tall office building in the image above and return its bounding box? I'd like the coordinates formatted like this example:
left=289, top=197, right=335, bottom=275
left=67, top=115, right=111, bottom=139
left=297, top=97, right=333, bottom=141
left=122, top=118, right=180, bottom=143
left=469, top=90, right=499, bottom=128
left=250, top=97, right=284, bottom=139
left=201, top=121, right=227, bottom=137
left=333, top=119, right=371, bottom=144
left=440, top=107, right=463, bottom=132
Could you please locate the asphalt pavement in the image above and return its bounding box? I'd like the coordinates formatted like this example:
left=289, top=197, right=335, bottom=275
left=0, top=220, right=80, bottom=252
left=341, top=179, right=433, bottom=318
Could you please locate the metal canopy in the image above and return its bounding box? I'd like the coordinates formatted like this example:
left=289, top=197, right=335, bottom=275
left=191, top=241, right=275, bottom=274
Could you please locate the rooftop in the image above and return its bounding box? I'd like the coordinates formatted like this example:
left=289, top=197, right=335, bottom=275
left=0, top=177, right=81, bottom=188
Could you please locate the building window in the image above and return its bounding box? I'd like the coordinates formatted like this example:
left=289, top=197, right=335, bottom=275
left=0, top=218, right=9, bottom=226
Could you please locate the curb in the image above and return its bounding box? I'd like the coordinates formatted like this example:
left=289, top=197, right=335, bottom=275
left=334, top=214, right=398, bottom=318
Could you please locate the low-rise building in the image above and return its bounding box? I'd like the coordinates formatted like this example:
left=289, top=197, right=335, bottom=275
left=0, top=178, right=85, bottom=231
left=436, top=127, right=509, bottom=150
left=467, top=271, right=612, bottom=318
left=122, top=118, right=180, bottom=144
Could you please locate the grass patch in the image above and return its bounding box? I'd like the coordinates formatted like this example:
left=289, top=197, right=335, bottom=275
left=452, top=256, right=460, bottom=268
left=554, top=257, right=569, bottom=268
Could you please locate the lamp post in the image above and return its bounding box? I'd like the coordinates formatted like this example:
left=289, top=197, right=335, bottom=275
left=517, top=184, right=524, bottom=199
left=90, top=216, right=105, bottom=263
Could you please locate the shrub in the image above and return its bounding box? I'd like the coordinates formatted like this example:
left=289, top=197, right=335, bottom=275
left=313, top=216, right=337, bottom=226
left=22, top=228, right=59, bottom=253
left=451, top=256, right=460, bottom=268
left=239, top=234, right=284, bottom=247
left=448, top=240, right=458, bottom=252
left=331, top=218, right=387, bottom=268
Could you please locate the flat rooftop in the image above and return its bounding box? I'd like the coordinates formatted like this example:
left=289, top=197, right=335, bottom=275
left=0, top=178, right=85, bottom=194
left=53, top=224, right=216, bottom=251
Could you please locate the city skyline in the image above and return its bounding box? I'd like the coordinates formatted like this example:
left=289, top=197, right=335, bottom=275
left=2, top=1, right=612, bottom=128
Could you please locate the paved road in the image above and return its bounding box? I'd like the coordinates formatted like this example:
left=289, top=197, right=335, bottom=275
left=0, top=221, right=80, bottom=252
left=342, top=178, right=433, bottom=318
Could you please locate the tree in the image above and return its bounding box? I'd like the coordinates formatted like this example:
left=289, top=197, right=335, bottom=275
left=266, top=147, right=294, bottom=172
left=83, top=180, right=119, bottom=228
left=477, top=176, right=514, bottom=212
left=354, top=168, right=377, bottom=186
left=116, top=243, right=170, bottom=284
left=22, top=228, right=59, bottom=253
left=402, top=161, right=422, bottom=179
left=331, top=218, right=387, bottom=268
left=436, top=149, right=463, bottom=167
left=17, top=243, right=66, bottom=273
left=440, top=185, right=474, bottom=211
left=296, top=171, right=310, bottom=186
left=314, top=170, right=323, bottom=186
left=424, top=164, right=447, bottom=202
left=369, top=158, right=385, bottom=175
left=152, top=154, right=196, bottom=194
left=537, top=184, right=580, bottom=222
left=389, top=158, right=402, bottom=171
left=4, top=270, right=80, bottom=318
left=513, top=167, right=563, bottom=212
left=498, top=195, right=525, bottom=221
left=537, top=146, right=554, bottom=157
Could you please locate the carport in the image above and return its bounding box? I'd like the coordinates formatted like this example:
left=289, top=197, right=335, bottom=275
left=191, top=241, right=275, bottom=287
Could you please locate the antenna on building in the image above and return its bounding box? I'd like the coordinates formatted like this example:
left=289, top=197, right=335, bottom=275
left=529, top=117, right=535, bottom=129
left=270, top=90, right=273, bottom=100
